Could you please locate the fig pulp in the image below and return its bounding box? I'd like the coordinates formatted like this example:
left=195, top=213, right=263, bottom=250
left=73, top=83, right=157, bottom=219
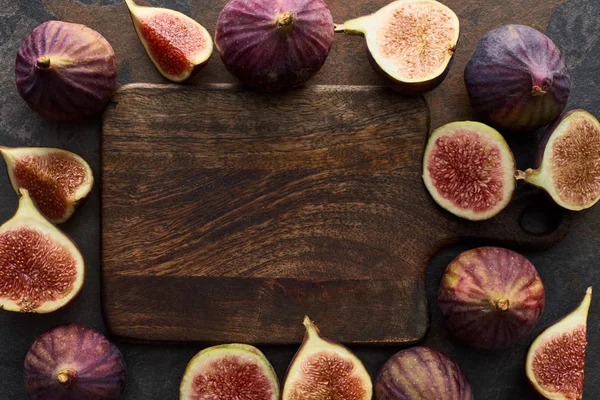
left=464, top=24, right=571, bottom=132
left=0, top=146, right=93, bottom=224
left=516, top=110, right=600, bottom=211
left=180, top=343, right=279, bottom=399
left=15, top=21, right=117, bottom=121
left=422, top=121, right=516, bottom=220
left=0, top=189, right=84, bottom=313
left=215, top=0, right=334, bottom=92
left=438, top=247, right=545, bottom=350
left=375, top=347, right=473, bottom=400
left=282, top=316, right=372, bottom=400
left=337, top=0, right=459, bottom=95
left=24, top=324, right=126, bottom=400
left=126, top=0, right=213, bottom=82
left=526, top=287, right=592, bottom=400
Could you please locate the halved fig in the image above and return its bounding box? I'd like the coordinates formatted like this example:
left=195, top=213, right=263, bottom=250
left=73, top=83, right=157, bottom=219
left=180, top=343, right=279, bottom=399
left=422, top=121, right=516, bottom=220
left=526, top=287, right=592, bottom=400
left=125, top=0, right=213, bottom=82
left=0, top=189, right=85, bottom=313
left=336, top=0, right=459, bottom=95
left=516, top=110, right=600, bottom=211
left=0, top=146, right=93, bottom=224
left=282, top=316, right=372, bottom=400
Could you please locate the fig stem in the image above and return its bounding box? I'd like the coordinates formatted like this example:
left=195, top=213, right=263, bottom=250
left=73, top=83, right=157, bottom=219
left=531, top=85, right=547, bottom=96
left=276, top=12, right=295, bottom=30
left=333, top=24, right=345, bottom=33
left=495, top=298, right=510, bottom=311
left=57, top=369, right=75, bottom=386
left=36, top=56, right=51, bottom=69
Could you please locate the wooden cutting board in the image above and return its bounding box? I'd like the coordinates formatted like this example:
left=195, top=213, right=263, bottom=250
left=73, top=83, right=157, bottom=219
left=101, top=83, right=569, bottom=344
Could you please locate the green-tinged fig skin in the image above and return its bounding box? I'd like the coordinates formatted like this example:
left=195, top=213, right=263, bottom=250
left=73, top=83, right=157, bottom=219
left=439, top=247, right=545, bottom=350
left=464, top=24, right=570, bottom=132
left=375, top=347, right=473, bottom=400
left=215, top=0, right=334, bottom=92
left=24, top=324, right=126, bottom=400
left=15, top=21, right=117, bottom=121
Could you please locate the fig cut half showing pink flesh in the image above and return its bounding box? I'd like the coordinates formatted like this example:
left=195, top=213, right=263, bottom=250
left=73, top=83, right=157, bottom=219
left=125, top=0, right=213, bottom=82
left=526, top=287, right=592, bottom=400
left=336, top=0, right=459, bottom=95
left=0, top=189, right=85, bottom=313
left=516, top=110, right=600, bottom=211
left=423, top=121, right=516, bottom=221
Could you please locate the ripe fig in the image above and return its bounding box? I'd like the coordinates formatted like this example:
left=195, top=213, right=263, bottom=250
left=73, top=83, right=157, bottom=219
left=516, top=110, right=600, bottom=211
left=24, top=324, right=126, bottom=400
left=526, top=287, right=592, bottom=400
left=375, top=347, right=473, bottom=400
left=282, top=316, right=372, bottom=400
left=0, top=189, right=84, bottom=313
left=337, top=0, right=459, bottom=95
left=15, top=21, right=117, bottom=121
left=438, top=247, right=545, bottom=350
left=180, top=343, right=279, bottom=399
left=215, top=0, right=334, bottom=92
left=125, top=0, right=213, bottom=82
left=464, top=24, right=571, bottom=132
left=0, top=146, right=93, bottom=224
left=422, top=121, right=516, bottom=221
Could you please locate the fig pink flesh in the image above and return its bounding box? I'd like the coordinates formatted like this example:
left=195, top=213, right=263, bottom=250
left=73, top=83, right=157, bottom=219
left=0, top=227, right=78, bottom=311
left=286, top=351, right=365, bottom=400
left=531, top=325, right=586, bottom=399
left=427, top=129, right=505, bottom=214
left=190, top=355, right=275, bottom=399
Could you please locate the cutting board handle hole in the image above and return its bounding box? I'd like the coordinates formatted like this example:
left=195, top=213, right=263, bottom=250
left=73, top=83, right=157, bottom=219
left=519, top=200, right=563, bottom=236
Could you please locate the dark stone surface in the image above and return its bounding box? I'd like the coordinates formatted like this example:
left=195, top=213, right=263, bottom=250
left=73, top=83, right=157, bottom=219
left=0, top=0, right=599, bottom=399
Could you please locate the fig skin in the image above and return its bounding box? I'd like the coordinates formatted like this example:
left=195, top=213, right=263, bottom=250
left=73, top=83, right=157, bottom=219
left=15, top=21, right=117, bottom=121
left=464, top=24, right=571, bottom=132
left=526, top=287, right=592, bottom=400
left=438, top=247, right=545, bottom=350
left=422, top=121, right=517, bottom=221
left=125, top=0, right=213, bottom=82
left=375, top=347, right=473, bottom=400
left=180, top=343, right=280, bottom=400
left=516, top=110, right=600, bottom=211
left=282, top=316, right=372, bottom=400
left=0, top=189, right=85, bottom=313
left=215, top=0, right=334, bottom=92
left=0, top=146, right=94, bottom=224
left=24, top=324, right=126, bottom=400
left=338, top=0, right=460, bottom=95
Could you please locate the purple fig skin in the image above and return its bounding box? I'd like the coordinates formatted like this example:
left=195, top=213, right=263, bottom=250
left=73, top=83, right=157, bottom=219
left=438, top=247, right=545, bottom=350
left=15, top=21, right=118, bottom=121
left=464, top=25, right=570, bottom=132
left=375, top=347, right=473, bottom=400
left=215, top=0, right=334, bottom=92
left=24, top=324, right=126, bottom=400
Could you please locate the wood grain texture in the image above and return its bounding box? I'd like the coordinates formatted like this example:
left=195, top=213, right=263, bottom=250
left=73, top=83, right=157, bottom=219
left=102, top=84, right=569, bottom=344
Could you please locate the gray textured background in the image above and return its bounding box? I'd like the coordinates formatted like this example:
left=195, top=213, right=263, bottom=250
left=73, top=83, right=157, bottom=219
left=0, top=0, right=599, bottom=398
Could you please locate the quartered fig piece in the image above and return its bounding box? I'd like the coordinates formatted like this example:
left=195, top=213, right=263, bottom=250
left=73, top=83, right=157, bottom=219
left=516, top=110, right=600, bottom=211
left=126, top=0, right=213, bottom=82
left=337, top=0, right=459, bottom=95
left=215, top=0, right=334, bottom=92
left=422, top=121, right=516, bottom=220
left=180, top=343, right=279, bottom=400
left=439, top=247, right=545, bottom=350
left=0, top=146, right=93, bottom=224
left=465, top=25, right=570, bottom=132
left=0, top=189, right=84, bottom=313
left=376, top=347, right=473, bottom=400
left=282, top=316, right=372, bottom=400
left=526, top=287, right=592, bottom=400
left=15, top=21, right=117, bottom=121
left=24, top=324, right=126, bottom=400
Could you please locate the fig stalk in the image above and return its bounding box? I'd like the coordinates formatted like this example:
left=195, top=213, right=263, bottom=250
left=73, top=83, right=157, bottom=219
left=36, top=56, right=50, bottom=69
left=57, top=369, right=75, bottom=386
left=495, top=298, right=510, bottom=311
left=277, top=12, right=295, bottom=29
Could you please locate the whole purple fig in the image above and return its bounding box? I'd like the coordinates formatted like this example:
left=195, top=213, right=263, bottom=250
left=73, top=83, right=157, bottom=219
left=464, top=25, right=570, bottom=132
left=24, top=324, right=126, bottom=399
